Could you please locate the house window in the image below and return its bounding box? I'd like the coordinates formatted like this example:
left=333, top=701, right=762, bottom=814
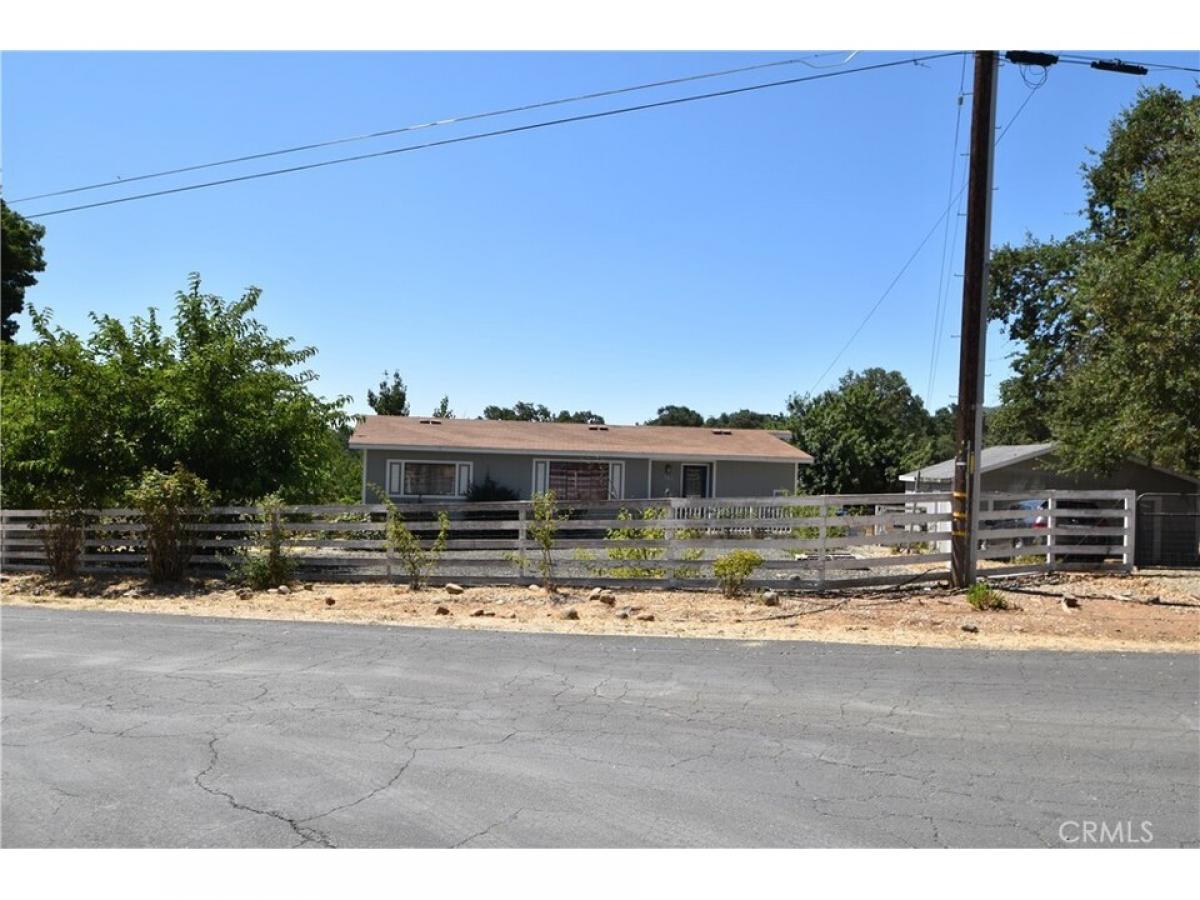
left=550, top=461, right=610, bottom=502
left=533, top=460, right=624, bottom=502
left=388, top=460, right=472, bottom=498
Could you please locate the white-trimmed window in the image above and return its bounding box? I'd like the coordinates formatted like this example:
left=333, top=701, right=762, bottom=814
left=387, top=460, right=472, bottom=498
left=532, top=459, right=624, bottom=502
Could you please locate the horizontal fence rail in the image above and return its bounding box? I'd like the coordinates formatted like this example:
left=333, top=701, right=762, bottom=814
left=1, top=490, right=1134, bottom=590
left=895, top=488, right=1137, bottom=578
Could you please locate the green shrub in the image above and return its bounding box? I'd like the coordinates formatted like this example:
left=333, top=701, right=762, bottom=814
left=373, top=489, right=449, bottom=590
left=778, top=498, right=849, bottom=541
left=602, top=507, right=705, bottom=579
left=712, top=549, right=765, bottom=598
left=529, top=491, right=565, bottom=590
left=966, top=582, right=1009, bottom=610
left=38, top=491, right=87, bottom=580
left=128, top=464, right=211, bottom=583
left=466, top=476, right=520, bottom=502
left=233, top=493, right=295, bottom=589
left=606, top=506, right=667, bottom=577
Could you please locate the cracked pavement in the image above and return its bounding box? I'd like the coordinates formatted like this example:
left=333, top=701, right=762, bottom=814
left=2, top=607, right=1197, bottom=847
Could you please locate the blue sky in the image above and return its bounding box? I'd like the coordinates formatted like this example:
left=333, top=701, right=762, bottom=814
left=3, top=50, right=1197, bottom=422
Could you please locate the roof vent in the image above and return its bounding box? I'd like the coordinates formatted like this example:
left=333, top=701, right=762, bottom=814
left=711, top=428, right=732, bottom=435
left=418, top=418, right=442, bottom=425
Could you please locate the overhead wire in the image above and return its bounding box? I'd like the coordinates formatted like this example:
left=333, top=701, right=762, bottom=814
left=21, top=51, right=966, bottom=219
left=10, top=51, right=861, bottom=204
left=806, top=73, right=1044, bottom=397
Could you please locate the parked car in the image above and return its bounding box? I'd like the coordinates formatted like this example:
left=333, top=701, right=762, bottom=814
left=980, top=498, right=1124, bottom=560
left=1046, top=499, right=1125, bottom=561
left=979, top=499, right=1043, bottom=553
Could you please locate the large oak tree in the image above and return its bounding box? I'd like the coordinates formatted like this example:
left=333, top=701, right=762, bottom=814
left=989, top=86, right=1200, bottom=475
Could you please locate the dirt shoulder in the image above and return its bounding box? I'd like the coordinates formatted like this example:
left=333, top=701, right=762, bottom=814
left=2, top=570, right=1197, bottom=653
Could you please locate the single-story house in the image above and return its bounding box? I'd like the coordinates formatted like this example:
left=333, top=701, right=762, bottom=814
left=348, top=416, right=813, bottom=503
left=899, top=443, right=1199, bottom=496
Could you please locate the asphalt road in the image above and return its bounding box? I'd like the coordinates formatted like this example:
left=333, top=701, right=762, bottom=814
left=2, top=607, right=1197, bottom=848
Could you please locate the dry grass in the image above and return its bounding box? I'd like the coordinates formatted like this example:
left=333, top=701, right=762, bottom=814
left=2, top=570, right=1197, bottom=653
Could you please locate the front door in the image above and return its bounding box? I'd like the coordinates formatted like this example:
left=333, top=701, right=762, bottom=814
left=681, top=464, right=709, bottom=498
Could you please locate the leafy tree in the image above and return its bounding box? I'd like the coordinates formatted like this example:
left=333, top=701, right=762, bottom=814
left=482, top=402, right=602, bottom=423
left=787, top=368, right=932, bottom=494
left=554, top=409, right=603, bottom=424
left=1, top=273, right=354, bottom=507
left=924, top=404, right=961, bottom=463
left=704, top=409, right=787, bottom=430
left=987, top=236, right=1085, bottom=444
left=2, top=199, right=47, bottom=343
left=483, top=401, right=552, bottom=421
left=367, top=370, right=410, bottom=416
left=432, top=395, right=454, bottom=418
left=989, top=86, right=1200, bottom=475
left=644, top=405, right=704, bottom=427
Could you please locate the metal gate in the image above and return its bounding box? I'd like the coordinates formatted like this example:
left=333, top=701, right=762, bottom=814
left=1135, top=493, right=1200, bottom=567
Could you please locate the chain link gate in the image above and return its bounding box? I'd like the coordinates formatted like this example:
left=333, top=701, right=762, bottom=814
left=1135, top=493, right=1200, bottom=567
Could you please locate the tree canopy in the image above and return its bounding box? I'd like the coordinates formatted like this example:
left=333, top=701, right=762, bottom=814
left=787, top=368, right=937, bottom=495
left=482, top=402, right=603, bottom=424
left=432, top=395, right=454, bottom=418
left=704, top=409, right=788, bottom=430
left=644, top=405, right=705, bottom=427
left=0, top=273, right=358, bottom=507
left=643, top=405, right=787, bottom=429
left=989, top=86, right=1200, bottom=475
left=1, top=200, right=47, bottom=343
left=366, top=370, right=410, bottom=416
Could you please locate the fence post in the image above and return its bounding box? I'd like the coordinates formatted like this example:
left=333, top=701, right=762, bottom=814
left=665, top=498, right=680, bottom=589
left=517, top=506, right=528, bottom=579
left=384, top=504, right=394, bottom=584
left=818, top=496, right=829, bottom=591
left=79, top=511, right=90, bottom=574
left=1123, top=490, right=1136, bottom=571
left=1046, top=494, right=1057, bottom=572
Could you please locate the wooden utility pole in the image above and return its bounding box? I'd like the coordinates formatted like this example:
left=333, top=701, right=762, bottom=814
left=951, top=51, right=999, bottom=588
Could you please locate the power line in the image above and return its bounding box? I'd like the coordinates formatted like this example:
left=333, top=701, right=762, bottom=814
left=10, top=51, right=860, bottom=205
left=806, top=79, right=1042, bottom=397
left=23, top=51, right=966, bottom=219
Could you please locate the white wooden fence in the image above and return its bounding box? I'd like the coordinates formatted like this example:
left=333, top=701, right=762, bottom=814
left=0, top=490, right=1134, bottom=590
left=974, top=489, right=1136, bottom=576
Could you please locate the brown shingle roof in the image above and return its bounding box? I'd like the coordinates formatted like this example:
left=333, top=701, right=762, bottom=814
left=349, top=416, right=812, bottom=463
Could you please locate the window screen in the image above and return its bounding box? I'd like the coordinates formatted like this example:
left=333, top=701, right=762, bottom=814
left=548, top=461, right=611, bottom=503
left=403, top=462, right=458, bottom=496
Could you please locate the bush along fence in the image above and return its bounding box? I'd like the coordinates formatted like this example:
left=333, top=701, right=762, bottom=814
left=0, top=490, right=1134, bottom=591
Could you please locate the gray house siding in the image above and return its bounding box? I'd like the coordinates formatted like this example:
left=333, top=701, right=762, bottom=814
left=979, top=458, right=1196, bottom=495
left=362, top=449, right=798, bottom=503
left=904, top=455, right=1196, bottom=495
left=713, top=460, right=796, bottom=498
left=363, top=449, right=652, bottom=502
